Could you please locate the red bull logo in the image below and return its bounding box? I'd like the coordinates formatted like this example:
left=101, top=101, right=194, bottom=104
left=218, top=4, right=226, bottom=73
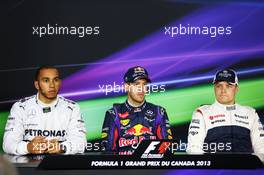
left=125, top=127, right=136, bottom=136
left=125, top=124, right=152, bottom=136
left=119, top=136, right=145, bottom=147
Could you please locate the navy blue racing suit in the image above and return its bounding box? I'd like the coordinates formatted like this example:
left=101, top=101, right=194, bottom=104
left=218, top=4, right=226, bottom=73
left=101, top=100, right=173, bottom=155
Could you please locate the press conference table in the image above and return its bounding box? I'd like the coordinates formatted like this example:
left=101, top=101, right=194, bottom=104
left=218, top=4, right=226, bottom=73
left=2, top=153, right=264, bottom=175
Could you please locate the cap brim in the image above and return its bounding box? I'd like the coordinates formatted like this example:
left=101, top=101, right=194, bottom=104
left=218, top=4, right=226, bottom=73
left=133, top=76, right=151, bottom=83
left=213, top=80, right=238, bottom=85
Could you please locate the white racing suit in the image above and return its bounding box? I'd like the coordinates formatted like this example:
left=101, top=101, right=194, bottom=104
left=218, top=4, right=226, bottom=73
left=187, top=101, right=264, bottom=155
left=3, top=94, right=87, bottom=155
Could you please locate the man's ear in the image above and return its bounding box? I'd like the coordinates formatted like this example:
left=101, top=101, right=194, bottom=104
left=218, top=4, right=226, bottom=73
left=34, top=81, right=39, bottom=90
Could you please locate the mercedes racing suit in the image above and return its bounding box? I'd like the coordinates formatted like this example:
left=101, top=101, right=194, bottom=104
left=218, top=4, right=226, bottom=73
left=3, top=94, right=87, bottom=155
left=187, top=101, right=264, bottom=154
left=101, top=100, right=173, bottom=155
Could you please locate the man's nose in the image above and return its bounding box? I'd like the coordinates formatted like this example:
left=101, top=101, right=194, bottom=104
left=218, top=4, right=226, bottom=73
left=221, top=87, right=227, bottom=93
left=49, top=81, right=55, bottom=88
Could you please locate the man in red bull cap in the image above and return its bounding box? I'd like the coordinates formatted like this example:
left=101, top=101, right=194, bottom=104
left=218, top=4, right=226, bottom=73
left=101, top=66, right=173, bottom=155
left=187, top=69, right=264, bottom=155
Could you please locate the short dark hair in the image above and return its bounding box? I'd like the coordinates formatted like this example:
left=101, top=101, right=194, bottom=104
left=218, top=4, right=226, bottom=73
left=35, top=65, right=59, bottom=81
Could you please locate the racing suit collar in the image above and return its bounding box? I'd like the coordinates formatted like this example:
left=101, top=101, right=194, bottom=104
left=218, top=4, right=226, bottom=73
left=214, top=100, right=236, bottom=111
left=125, top=100, right=147, bottom=112
left=35, top=93, right=59, bottom=111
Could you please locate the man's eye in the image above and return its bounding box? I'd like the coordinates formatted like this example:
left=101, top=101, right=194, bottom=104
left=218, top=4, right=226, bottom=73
left=43, top=79, right=49, bottom=83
